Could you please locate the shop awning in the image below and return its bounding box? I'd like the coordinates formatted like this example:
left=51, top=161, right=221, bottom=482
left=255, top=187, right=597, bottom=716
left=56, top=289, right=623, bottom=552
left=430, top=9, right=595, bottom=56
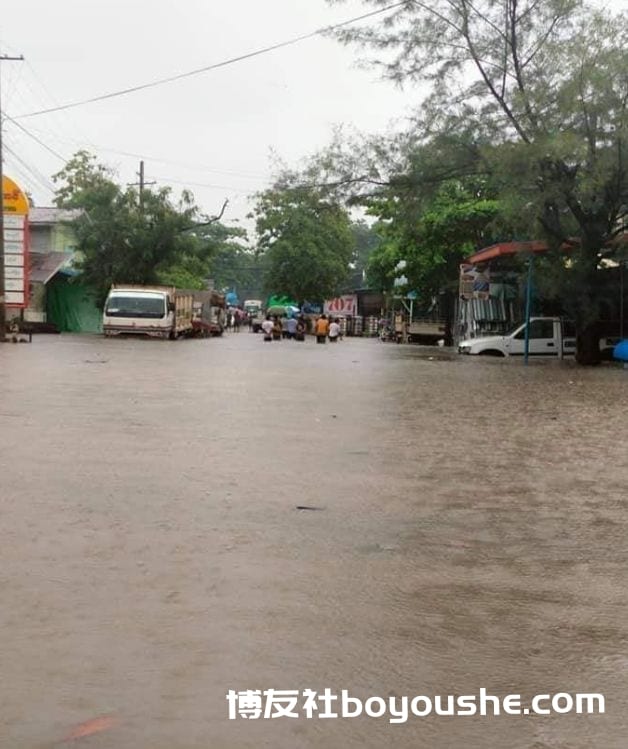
left=29, top=252, right=74, bottom=284
left=465, top=241, right=550, bottom=265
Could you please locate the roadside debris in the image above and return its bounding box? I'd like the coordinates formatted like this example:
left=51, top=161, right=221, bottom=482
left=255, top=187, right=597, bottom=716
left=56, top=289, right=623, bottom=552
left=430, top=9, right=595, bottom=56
left=63, top=714, right=115, bottom=741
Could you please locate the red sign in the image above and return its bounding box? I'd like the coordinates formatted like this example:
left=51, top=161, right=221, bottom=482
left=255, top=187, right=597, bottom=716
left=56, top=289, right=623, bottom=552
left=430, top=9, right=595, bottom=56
left=324, top=295, right=357, bottom=316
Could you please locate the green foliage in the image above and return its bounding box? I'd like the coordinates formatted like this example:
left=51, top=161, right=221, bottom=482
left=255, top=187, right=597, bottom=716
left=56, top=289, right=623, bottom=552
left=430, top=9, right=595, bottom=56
left=53, top=150, right=113, bottom=209
left=366, top=176, right=502, bottom=302
left=328, top=0, right=628, bottom=361
left=209, top=233, right=265, bottom=299
left=252, top=180, right=356, bottom=304
left=53, top=151, right=247, bottom=304
left=157, top=262, right=209, bottom=291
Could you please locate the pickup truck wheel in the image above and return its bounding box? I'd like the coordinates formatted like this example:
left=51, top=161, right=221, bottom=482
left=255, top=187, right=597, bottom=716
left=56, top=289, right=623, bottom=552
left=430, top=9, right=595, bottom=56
left=478, top=349, right=505, bottom=357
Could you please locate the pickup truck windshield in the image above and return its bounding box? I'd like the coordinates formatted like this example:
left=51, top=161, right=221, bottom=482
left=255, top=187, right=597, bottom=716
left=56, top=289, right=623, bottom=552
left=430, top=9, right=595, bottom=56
left=105, top=295, right=165, bottom=319
left=504, top=321, right=524, bottom=336
left=512, top=320, right=555, bottom=340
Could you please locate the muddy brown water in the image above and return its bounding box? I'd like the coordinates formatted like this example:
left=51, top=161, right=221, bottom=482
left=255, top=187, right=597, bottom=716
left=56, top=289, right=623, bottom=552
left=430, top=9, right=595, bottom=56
left=1, top=333, right=627, bottom=748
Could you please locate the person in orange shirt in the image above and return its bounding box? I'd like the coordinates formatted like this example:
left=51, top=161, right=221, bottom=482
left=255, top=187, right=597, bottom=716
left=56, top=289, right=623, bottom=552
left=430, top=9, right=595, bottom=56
left=315, top=315, right=329, bottom=344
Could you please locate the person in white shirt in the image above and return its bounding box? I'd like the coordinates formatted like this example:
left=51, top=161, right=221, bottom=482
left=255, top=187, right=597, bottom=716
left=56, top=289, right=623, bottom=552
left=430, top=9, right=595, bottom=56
left=261, top=317, right=274, bottom=342
left=328, top=319, right=341, bottom=342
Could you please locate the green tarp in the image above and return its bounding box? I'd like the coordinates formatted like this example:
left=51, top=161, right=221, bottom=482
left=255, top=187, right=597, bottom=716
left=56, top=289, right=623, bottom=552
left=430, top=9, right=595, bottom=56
left=46, top=276, right=102, bottom=333
left=266, top=294, right=298, bottom=308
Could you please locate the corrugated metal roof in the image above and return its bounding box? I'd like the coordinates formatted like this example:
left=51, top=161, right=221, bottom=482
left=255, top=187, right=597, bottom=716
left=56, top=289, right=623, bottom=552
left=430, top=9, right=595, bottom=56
left=28, top=207, right=81, bottom=224
left=29, top=252, right=73, bottom=284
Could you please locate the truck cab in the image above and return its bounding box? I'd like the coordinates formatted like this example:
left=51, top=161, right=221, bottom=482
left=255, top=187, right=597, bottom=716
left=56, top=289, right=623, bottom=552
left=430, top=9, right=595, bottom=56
left=103, top=286, right=193, bottom=339
left=244, top=299, right=264, bottom=333
left=458, top=317, right=576, bottom=357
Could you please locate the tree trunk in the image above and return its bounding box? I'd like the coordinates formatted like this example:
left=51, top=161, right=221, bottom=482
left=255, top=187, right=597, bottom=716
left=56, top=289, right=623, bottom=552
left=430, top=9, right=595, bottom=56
left=575, top=321, right=601, bottom=366
left=442, top=289, right=454, bottom=347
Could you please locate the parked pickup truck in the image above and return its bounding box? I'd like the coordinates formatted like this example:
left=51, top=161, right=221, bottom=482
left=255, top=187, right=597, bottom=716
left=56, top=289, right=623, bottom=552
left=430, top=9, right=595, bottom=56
left=458, top=317, right=618, bottom=358
left=103, top=285, right=194, bottom=339
left=458, top=317, right=575, bottom=357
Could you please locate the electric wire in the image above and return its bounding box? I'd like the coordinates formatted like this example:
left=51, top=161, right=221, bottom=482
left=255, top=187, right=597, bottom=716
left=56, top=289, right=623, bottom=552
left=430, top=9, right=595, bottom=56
left=4, top=112, right=67, bottom=161
left=14, top=3, right=405, bottom=119
left=22, top=59, right=96, bottom=147
left=12, top=124, right=270, bottom=179
left=3, top=141, right=57, bottom=196
left=152, top=175, right=268, bottom=192
left=4, top=138, right=56, bottom=189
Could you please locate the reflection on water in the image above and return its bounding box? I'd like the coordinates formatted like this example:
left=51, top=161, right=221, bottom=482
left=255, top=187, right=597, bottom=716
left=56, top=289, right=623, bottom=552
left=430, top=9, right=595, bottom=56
left=1, top=335, right=627, bottom=748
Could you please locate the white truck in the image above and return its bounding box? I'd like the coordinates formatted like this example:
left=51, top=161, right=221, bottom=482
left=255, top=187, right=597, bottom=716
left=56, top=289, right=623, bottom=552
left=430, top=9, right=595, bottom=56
left=244, top=299, right=264, bottom=333
left=458, top=317, right=619, bottom=358
left=102, top=285, right=194, bottom=339
left=458, top=317, right=576, bottom=357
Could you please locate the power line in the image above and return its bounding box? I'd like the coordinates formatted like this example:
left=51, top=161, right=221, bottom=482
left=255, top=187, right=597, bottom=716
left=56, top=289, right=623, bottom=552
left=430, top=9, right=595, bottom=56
left=89, top=147, right=269, bottom=180
left=153, top=175, right=266, bottom=192
left=14, top=3, right=405, bottom=119
left=3, top=141, right=56, bottom=195
left=4, top=112, right=66, bottom=161
left=6, top=116, right=271, bottom=182
left=4, top=122, right=272, bottom=178
left=22, top=60, right=96, bottom=147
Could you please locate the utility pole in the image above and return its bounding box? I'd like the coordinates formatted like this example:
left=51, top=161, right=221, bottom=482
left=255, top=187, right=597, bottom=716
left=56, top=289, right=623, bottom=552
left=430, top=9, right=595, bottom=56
left=139, top=160, right=145, bottom=213
left=0, top=52, right=24, bottom=342
left=128, top=160, right=155, bottom=214
left=523, top=254, right=534, bottom=366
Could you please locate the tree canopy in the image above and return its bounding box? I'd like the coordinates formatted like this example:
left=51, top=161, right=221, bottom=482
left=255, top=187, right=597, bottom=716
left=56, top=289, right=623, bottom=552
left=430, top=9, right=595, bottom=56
left=53, top=151, right=246, bottom=303
left=366, top=174, right=503, bottom=341
left=252, top=178, right=356, bottom=304
left=328, top=0, right=628, bottom=362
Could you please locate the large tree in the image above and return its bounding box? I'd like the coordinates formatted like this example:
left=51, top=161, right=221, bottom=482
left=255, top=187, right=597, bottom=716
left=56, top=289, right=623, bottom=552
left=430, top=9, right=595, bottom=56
left=53, top=151, right=229, bottom=303
left=366, top=175, right=502, bottom=342
left=208, top=233, right=265, bottom=301
left=329, top=0, right=628, bottom=363
left=252, top=179, right=356, bottom=305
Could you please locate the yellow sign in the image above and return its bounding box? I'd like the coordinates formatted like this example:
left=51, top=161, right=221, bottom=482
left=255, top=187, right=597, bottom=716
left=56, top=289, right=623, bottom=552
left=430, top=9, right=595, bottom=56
left=2, top=175, right=29, bottom=215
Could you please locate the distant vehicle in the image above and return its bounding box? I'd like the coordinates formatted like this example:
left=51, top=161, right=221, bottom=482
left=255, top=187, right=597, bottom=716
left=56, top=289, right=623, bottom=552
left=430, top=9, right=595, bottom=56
left=190, top=290, right=226, bottom=337
left=407, top=318, right=447, bottom=344
left=102, top=285, right=194, bottom=339
left=458, top=317, right=618, bottom=358
left=243, top=299, right=263, bottom=315
left=244, top=299, right=265, bottom=333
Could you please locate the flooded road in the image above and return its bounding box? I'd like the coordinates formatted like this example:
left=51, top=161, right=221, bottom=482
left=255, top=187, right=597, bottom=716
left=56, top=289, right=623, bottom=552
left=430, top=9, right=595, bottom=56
left=1, top=332, right=627, bottom=748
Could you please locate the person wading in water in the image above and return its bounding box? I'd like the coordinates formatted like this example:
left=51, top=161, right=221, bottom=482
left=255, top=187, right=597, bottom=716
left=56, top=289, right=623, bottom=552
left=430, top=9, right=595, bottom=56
left=315, top=315, right=329, bottom=344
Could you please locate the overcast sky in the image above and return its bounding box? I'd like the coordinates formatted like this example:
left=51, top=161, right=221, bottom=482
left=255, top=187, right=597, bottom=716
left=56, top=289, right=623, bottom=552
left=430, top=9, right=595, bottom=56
left=1, top=0, right=413, bottom=229
left=1, top=0, right=625, bottom=232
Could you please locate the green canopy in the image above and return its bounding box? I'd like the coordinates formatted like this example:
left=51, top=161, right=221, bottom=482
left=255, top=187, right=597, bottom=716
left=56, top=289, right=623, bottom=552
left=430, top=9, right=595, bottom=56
left=266, top=294, right=298, bottom=308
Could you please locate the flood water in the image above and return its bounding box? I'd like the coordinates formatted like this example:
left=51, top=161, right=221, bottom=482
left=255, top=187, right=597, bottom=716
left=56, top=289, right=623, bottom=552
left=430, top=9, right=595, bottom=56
left=1, top=333, right=627, bottom=748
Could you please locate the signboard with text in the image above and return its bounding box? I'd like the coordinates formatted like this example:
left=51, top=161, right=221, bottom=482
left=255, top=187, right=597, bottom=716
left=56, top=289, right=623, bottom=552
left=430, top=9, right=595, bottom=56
left=459, top=263, right=490, bottom=301
left=2, top=176, right=30, bottom=308
left=324, top=294, right=357, bottom=317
